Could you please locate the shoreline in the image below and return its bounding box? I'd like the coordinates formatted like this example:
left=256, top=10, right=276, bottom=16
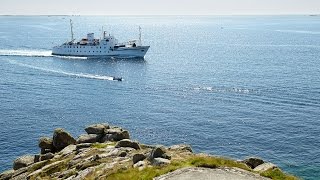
left=0, top=123, right=297, bottom=180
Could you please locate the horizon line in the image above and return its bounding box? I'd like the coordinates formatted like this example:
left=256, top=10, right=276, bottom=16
left=0, top=13, right=319, bottom=16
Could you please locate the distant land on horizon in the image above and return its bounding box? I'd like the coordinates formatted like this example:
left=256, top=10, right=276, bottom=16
left=0, top=14, right=319, bottom=16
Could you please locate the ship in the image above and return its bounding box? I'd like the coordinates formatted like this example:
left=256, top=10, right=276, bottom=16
left=52, top=20, right=150, bottom=58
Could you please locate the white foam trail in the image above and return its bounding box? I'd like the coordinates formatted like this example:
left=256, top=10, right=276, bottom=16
left=276, top=30, right=320, bottom=35
left=0, top=49, right=88, bottom=59
left=0, top=49, right=52, bottom=57
left=7, top=60, right=115, bottom=81
left=193, top=86, right=251, bottom=94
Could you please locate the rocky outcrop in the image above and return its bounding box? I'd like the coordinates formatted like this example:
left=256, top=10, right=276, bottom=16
left=133, top=153, right=146, bottom=164
left=0, top=123, right=295, bottom=180
left=169, top=144, right=193, bottom=153
left=85, top=123, right=109, bottom=134
left=115, top=139, right=140, bottom=150
left=253, top=162, right=277, bottom=172
left=38, top=137, right=54, bottom=150
left=77, top=134, right=101, bottom=144
left=13, top=155, right=35, bottom=170
left=152, top=157, right=171, bottom=166
left=39, top=152, right=54, bottom=161
left=53, top=128, right=76, bottom=151
left=154, top=167, right=270, bottom=180
left=102, top=128, right=130, bottom=142
left=149, top=146, right=171, bottom=160
left=243, top=157, right=265, bottom=169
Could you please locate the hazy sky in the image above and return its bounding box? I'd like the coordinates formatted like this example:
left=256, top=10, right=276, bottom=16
left=1, top=0, right=319, bottom=15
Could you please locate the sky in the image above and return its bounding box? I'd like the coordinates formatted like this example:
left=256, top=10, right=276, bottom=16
left=1, top=0, right=319, bottom=15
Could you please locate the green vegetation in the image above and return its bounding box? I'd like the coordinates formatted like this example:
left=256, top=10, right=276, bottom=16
left=107, top=155, right=251, bottom=180
left=91, top=142, right=116, bottom=149
left=260, top=168, right=298, bottom=180
left=189, top=156, right=250, bottom=170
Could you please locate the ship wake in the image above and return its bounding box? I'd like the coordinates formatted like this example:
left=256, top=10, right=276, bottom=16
left=0, top=49, right=53, bottom=57
left=7, top=60, right=118, bottom=81
left=0, top=49, right=87, bottom=59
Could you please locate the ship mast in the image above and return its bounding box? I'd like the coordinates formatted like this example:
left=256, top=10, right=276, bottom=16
left=70, top=19, right=74, bottom=42
left=139, top=26, right=142, bottom=46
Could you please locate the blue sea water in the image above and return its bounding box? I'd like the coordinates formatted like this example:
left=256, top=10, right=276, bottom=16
left=0, top=15, right=319, bottom=179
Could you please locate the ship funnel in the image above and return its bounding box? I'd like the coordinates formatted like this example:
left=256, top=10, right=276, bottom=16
left=87, top=33, right=95, bottom=44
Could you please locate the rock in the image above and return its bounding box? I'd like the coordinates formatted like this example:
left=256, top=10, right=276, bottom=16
left=72, top=167, right=95, bottom=180
left=76, top=143, right=92, bottom=150
left=154, top=167, right=270, bottom=180
left=98, top=148, right=120, bottom=158
left=77, top=134, right=101, bottom=144
left=40, top=153, right=54, bottom=161
left=41, top=148, right=53, bottom=155
left=11, top=171, right=28, bottom=180
left=60, top=144, right=77, bottom=156
left=133, top=160, right=146, bottom=168
left=243, top=157, right=264, bottom=169
left=100, top=134, right=112, bottom=142
left=150, top=146, right=170, bottom=159
left=52, top=128, right=76, bottom=151
left=57, top=168, right=77, bottom=178
left=11, top=167, right=27, bottom=178
left=119, top=151, right=127, bottom=157
left=34, top=154, right=40, bottom=163
left=152, top=158, right=171, bottom=166
left=65, top=175, right=76, bottom=180
left=85, top=123, right=109, bottom=134
left=102, top=128, right=130, bottom=142
left=253, top=162, right=277, bottom=172
left=0, top=169, right=14, bottom=180
left=13, top=155, right=35, bottom=170
left=38, top=137, right=54, bottom=150
left=115, top=139, right=140, bottom=150
left=111, top=130, right=130, bottom=141
left=169, top=144, right=193, bottom=153
left=27, top=160, right=67, bottom=179
left=133, top=153, right=146, bottom=164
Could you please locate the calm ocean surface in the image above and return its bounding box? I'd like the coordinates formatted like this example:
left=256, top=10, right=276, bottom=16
left=0, top=15, right=319, bottom=179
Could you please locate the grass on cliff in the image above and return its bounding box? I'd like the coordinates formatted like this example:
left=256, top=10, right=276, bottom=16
left=107, top=155, right=251, bottom=180
left=91, top=142, right=116, bottom=149
left=260, top=168, right=298, bottom=180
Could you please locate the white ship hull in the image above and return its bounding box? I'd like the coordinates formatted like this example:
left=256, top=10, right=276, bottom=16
left=52, top=45, right=150, bottom=58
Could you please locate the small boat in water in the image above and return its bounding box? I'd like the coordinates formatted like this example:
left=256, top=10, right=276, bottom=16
left=52, top=20, right=150, bottom=58
left=112, top=76, right=122, bottom=81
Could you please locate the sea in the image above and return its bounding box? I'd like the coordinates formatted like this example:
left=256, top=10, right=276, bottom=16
left=0, top=15, right=319, bottom=179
